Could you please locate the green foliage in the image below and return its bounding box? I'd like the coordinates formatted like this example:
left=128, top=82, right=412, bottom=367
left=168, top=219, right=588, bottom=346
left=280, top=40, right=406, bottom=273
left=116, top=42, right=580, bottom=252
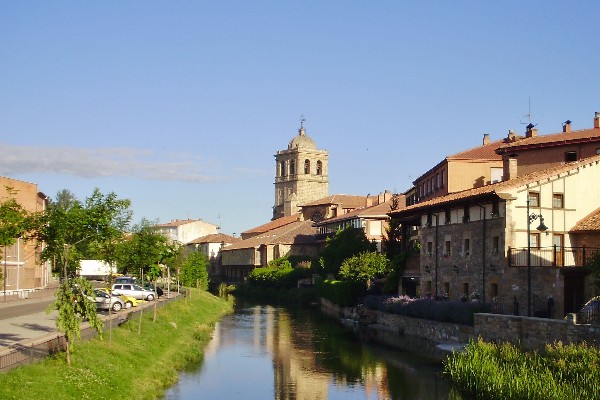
left=444, top=339, right=600, bottom=400
left=339, top=251, right=392, bottom=288
left=179, top=251, right=209, bottom=290
left=319, top=227, right=376, bottom=275
left=0, top=192, right=28, bottom=248
left=267, top=257, right=293, bottom=269
left=247, top=265, right=294, bottom=287
left=315, top=279, right=364, bottom=306
left=115, top=218, right=169, bottom=276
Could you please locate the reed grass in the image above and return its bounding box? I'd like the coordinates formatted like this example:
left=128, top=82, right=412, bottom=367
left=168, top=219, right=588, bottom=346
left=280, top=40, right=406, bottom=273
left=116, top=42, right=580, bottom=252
left=443, top=338, right=600, bottom=399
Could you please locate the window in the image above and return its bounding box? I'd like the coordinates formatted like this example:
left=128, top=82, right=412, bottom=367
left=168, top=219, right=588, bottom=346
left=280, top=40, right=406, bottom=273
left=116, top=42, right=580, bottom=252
left=530, top=233, right=540, bottom=248
left=490, top=283, right=498, bottom=299
left=426, top=241, right=433, bottom=257
left=491, top=167, right=503, bottom=184
left=444, top=240, right=451, bottom=257
left=463, top=206, right=470, bottom=223
left=492, top=199, right=500, bottom=217
left=441, top=169, right=445, bottom=188
left=304, top=159, right=310, bottom=174
left=443, top=282, right=450, bottom=298
left=289, top=159, right=295, bottom=175
left=492, top=236, right=499, bottom=255
left=528, top=192, right=540, bottom=207
left=444, top=209, right=451, bottom=224
left=425, top=281, right=432, bottom=297
left=435, top=173, right=439, bottom=190
left=597, top=148, right=600, bottom=155
left=316, top=160, right=323, bottom=175
left=552, top=193, right=564, bottom=208
left=426, top=214, right=432, bottom=227
left=463, top=282, right=469, bottom=299
left=463, top=238, right=470, bottom=255
left=565, top=151, right=577, bottom=162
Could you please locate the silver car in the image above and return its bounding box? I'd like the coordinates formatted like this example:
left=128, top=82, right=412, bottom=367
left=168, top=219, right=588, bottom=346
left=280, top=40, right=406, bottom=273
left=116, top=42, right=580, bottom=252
left=93, top=289, right=125, bottom=312
left=111, top=283, right=156, bottom=301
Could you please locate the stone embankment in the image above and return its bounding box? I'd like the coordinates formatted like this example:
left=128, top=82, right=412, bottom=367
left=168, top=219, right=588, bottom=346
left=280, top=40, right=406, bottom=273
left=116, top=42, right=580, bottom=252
left=320, top=298, right=600, bottom=361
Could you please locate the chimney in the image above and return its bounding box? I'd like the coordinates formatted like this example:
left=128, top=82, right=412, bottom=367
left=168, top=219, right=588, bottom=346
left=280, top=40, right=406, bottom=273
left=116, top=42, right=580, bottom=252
left=563, top=120, right=572, bottom=133
left=482, top=133, right=490, bottom=145
left=525, top=123, right=538, bottom=138
left=502, top=154, right=518, bottom=181
left=595, top=112, right=600, bottom=129
left=507, top=129, right=516, bottom=142
left=366, top=195, right=373, bottom=207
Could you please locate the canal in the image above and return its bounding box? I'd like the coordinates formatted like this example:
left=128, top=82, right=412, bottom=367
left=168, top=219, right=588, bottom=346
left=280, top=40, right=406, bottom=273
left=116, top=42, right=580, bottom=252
left=164, top=302, right=453, bottom=399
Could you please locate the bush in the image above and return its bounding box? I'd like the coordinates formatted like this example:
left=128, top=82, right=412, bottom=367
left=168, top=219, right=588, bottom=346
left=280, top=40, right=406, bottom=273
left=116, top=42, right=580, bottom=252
left=362, top=295, right=491, bottom=326
left=315, top=279, right=364, bottom=307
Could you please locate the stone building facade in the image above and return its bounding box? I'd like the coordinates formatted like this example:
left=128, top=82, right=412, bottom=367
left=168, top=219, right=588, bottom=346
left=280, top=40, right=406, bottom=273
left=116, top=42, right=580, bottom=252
left=273, top=123, right=328, bottom=220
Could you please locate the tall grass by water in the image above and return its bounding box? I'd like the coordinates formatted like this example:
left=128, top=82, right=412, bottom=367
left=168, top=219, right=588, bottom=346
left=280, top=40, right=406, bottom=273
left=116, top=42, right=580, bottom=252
left=0, top=289, right=232, bottom=400
left=444, top=339, right=600, bottom=400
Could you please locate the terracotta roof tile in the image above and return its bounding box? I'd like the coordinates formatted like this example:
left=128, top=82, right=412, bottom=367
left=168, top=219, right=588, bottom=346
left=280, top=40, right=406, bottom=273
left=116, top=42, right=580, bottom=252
left=447, top=139, right=504, bottom=160
left=187, top=233, right=240, bottom=244
left=571, top=207, right=600, bottom=232
left=301, top=194, right=370, bottom=208
left=241, top=214, right=299, bottom=235
left=224, top=220, right=318, bottom=250
left=497, top=127, right=600, bottom=152
left=391, top=154, right=600, bottom=216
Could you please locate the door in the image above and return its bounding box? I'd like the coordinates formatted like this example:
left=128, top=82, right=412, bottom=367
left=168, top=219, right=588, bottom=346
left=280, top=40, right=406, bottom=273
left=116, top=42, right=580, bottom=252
left=553, top=234, right=564, bottom=266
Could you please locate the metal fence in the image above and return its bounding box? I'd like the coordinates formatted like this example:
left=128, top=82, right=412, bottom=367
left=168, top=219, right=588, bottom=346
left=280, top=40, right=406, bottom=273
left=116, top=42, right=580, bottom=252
left=508, top=246, right=600, bottom=268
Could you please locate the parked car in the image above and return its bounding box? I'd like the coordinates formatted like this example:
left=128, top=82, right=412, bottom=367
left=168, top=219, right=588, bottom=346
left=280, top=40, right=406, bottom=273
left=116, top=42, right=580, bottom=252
left=578, top=296, right=600, bottom=324
left=143, top=282, right=164, bottom=297
left=97, top=287, right=139, bottom=309
left=93, top=289, right=125, bottom=312
left=111, top=283, right=157, bottom=301
left=115, top=276, right=136, bottom=285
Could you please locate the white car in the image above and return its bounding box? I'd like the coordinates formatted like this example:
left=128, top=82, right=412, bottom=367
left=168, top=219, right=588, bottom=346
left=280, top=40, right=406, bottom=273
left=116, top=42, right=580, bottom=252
left=111, top=283, right=157, bottom=301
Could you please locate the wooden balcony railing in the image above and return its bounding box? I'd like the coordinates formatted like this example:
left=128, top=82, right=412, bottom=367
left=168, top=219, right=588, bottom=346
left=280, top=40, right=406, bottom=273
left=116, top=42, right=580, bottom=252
left=508, top=246, right=600, bottom=268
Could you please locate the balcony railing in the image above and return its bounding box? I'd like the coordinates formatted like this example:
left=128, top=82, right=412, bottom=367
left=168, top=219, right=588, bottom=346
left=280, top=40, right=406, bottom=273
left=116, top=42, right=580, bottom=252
left=508, top=246, right=600, bottom=268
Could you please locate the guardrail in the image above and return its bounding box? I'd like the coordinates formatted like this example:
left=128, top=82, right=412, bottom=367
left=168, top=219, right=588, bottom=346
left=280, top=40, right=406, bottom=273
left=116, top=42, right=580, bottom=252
left=508, top=246, right=600, bottom=268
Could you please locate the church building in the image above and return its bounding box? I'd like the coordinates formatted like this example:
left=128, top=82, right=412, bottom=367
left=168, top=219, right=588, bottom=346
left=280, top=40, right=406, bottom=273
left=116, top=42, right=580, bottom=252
left=273, top=121, right=329, bottom=219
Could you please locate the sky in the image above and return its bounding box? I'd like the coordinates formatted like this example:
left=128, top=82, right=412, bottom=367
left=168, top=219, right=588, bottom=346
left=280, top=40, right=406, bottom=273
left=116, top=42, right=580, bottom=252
left=1, top=1, right=599, bottom=236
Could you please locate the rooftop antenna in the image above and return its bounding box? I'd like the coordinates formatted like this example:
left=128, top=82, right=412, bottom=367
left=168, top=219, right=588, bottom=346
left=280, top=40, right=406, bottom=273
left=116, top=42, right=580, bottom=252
left=217, top=213, right=221, bottom=231
left=300, top=115, right=306, bottom=129
left=520, top=97, right=534, bottom=125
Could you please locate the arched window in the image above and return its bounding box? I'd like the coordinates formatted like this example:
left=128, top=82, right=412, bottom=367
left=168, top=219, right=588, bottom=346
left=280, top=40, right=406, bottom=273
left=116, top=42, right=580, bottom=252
left=290, top=159, right=295, bottom=175
left=281, top=161, right=287, bottom=176
left=316, top=160, right=323, bottom=175
left=304, top=159, right=310, bottom=174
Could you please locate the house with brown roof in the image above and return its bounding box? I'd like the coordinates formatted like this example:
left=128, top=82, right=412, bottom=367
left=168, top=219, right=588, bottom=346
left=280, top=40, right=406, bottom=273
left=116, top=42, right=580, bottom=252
left=155, top=218, right=219, bottom=245
left=0, top=177, right=50, bottom=291
left=186, top=233, right=240, bottom=279
left=390, top=154, right=600, bottom=319
left=497, top=112, right=600, bottom=179
left=299, top=193, right=378, bottom=222
left=221, top=220, right=319, bottom=281
left=409, top=134, right=504, bottom=206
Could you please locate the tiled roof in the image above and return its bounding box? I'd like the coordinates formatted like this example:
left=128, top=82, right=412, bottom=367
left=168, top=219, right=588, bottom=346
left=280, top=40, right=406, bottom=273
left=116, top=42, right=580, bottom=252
left=391, top=154, right=600, bottom=216
left=241, top=214, right=299, bottom=235
left=496, top=127, right=600, bottom=153
left=187, top=233, right=240, bottom=244
left=570, top=207, right=600, bottom=232
left=224, top=220, right=318, bottom=250
left=156, top=219, right=202, bottom=227
left=447, top=139, right=504, bottom=161
left=301, top=194, right=369, bottom=208
left=314, top=200, right=394, bottom=225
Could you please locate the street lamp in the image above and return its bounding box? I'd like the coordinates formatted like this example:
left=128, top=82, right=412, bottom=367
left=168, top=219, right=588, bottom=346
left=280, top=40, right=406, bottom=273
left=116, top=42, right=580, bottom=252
left=527, top=197, right=548, bottom=317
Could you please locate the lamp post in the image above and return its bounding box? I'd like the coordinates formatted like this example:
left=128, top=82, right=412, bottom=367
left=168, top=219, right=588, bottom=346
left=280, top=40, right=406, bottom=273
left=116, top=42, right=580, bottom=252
left=432, top=213, right=439, bottom=299
left=526, top=197, right=548, bottom=317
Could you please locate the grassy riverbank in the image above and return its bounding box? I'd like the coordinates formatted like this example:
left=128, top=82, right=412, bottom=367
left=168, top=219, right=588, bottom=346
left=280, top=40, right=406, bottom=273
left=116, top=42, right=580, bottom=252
left=0, top=289, right=233, bottom=400
left=444, top=339, right=600, bottom=400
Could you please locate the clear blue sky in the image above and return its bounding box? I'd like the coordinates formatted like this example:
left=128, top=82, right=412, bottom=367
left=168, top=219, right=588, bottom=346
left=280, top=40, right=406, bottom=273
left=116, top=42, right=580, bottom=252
left=2, top=1, right=599, bottom=236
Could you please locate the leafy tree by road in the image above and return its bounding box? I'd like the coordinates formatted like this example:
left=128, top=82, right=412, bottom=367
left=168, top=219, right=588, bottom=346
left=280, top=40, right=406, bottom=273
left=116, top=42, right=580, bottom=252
left=319, top=227, right=376, bottom=276
left=180, top=251, right=209, bottom=290
left=338, top=251, right=392, bottom=289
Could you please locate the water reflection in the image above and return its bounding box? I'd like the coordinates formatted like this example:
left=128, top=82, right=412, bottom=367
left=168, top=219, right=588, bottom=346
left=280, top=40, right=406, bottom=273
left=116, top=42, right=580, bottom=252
left=164, top=304, right=451, bottom=400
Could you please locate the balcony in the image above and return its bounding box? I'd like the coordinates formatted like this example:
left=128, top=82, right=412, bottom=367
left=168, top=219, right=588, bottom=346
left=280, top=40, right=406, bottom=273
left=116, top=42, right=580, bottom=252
left=508, top=246, right=600, bottom=268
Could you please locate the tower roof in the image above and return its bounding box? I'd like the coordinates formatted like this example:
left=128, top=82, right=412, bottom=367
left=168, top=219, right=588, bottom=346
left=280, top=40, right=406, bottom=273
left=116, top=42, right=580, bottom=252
left=288, top=127, right=317, bottom=150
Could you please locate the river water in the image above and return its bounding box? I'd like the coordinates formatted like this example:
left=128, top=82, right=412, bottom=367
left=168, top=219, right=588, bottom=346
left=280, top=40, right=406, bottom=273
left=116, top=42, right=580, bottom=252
left=164, top=303, right=452, bottom=400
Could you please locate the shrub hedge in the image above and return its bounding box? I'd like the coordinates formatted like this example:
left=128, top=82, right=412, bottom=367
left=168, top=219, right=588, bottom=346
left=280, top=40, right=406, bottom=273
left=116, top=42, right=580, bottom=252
left=315, top=279, right=364, bottom=307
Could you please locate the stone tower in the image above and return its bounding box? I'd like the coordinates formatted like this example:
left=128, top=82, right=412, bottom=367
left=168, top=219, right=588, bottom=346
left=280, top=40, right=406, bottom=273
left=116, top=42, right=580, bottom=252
left=273, top=122, right=328, bottom=220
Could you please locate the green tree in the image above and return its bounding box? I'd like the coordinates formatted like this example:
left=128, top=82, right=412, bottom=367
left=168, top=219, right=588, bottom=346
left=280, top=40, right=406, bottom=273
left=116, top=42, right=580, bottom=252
left=180, top=251, right=209, bottom=290
left=319, top=227, right=376, bottom=276
left=115, top=218, right=167, bottom=276
left=0, top=189, right=28, bottom=285
left=338, top=251, right=392, bottom=289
